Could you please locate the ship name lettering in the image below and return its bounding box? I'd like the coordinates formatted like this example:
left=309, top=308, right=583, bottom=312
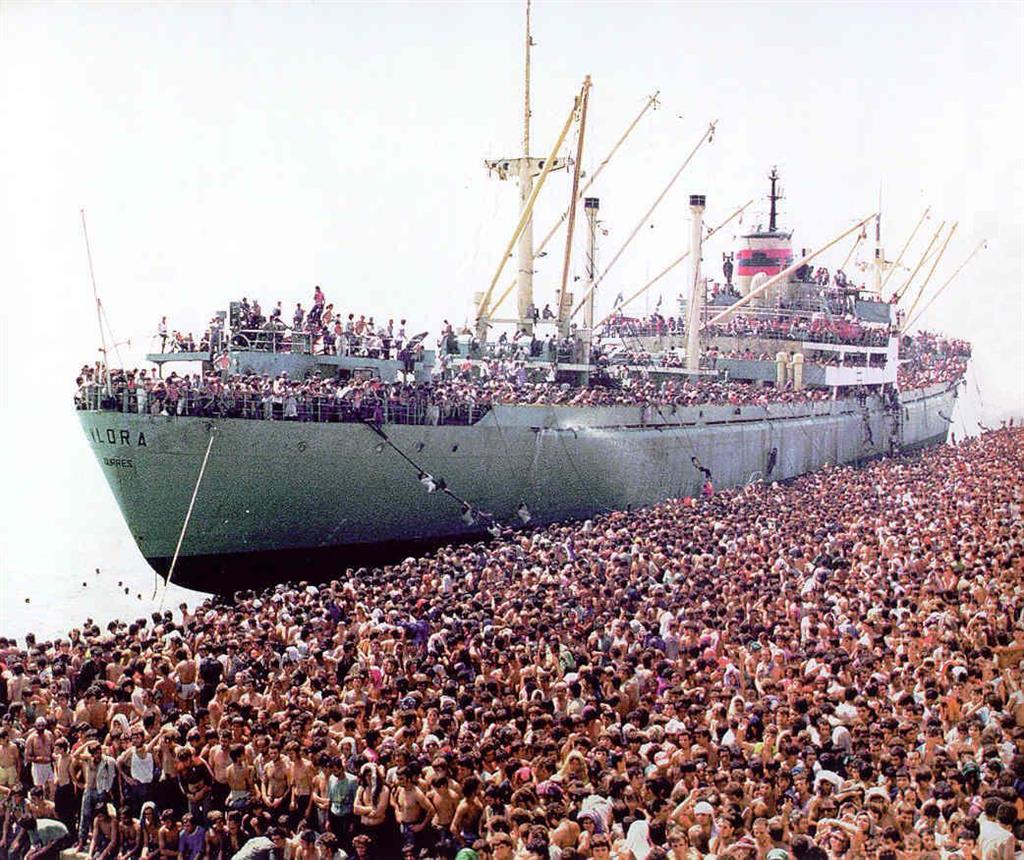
left=103, top=457, right=134, bottom=468
left=89, top=428, right=148, bottom=447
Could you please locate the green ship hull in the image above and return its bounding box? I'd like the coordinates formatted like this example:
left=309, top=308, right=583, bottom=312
left=77, top=383, right=956, bottom=592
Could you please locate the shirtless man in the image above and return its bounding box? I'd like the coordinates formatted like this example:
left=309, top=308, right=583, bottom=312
left=175, top=748, right=213, bottom=825
left=0, top=729, right=21, bottom=789
left=548, top=803, right=581, bottom=853
left=426, top=767, right=458, bottom=857
left=391, top=765, right=435, bottom=857
left=450, top=775, right=484, bottom=850
left=5, top=666, right=30, bottom=708
left=51, top=693, right=74, bottom=731
left=90, top=803, right=119, bottom=860
left=426, top=760, right=458, bottom=832
left=172, top=650, right=199, bottom=713
left=260, top=745, right=291, bottom=815
left=25, top=719, right=55, bottom=799
left=224, top=746, right=256, bottom=811
left=205, top=686, right=229, bottom=728
left=52, top=739, right=75, bottom=830
left=156, top=810, right=180, bottom=860
left=203, top=732, right=232, bottom=811
left=286, top=743, right=315, bottom=830
left=153, top=666, right=178, bottom=715
left=25, top=787, right=56, bottom=820
left=290, top=829, right=318, bottom=860
left=74, top=689, right=110, bottom=732
left=203, top=810, right=226, bottom=860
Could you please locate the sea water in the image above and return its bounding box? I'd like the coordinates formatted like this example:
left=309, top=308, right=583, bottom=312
left=1, top=408, right=202, bottom=642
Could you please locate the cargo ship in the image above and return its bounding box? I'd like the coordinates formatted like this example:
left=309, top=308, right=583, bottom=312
left=74, top=25, right=967, bottom=593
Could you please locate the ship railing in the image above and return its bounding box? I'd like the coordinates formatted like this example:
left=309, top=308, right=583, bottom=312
left=229, top=327, right=403, bottom=359
left=75, top=389, right=493, bottom=426
left=705, top=322, right=891, bottom=347
left=601, top=322, right=685, bottom=339
left=230, top=328, right=290, bottom=353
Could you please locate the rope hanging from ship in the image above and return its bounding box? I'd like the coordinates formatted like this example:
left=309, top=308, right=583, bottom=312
left=360, top=420, right=526, bottom=537
left=156, top=423, right=219, bottom=602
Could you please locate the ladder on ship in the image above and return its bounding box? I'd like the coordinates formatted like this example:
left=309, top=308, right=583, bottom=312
left=887, top=393, right=905, bottom=455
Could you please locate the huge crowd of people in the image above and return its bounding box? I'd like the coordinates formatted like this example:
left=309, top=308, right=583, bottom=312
left=158, top=288, right=419, bottom=363
left=2, top=427, right=1022, bottom=860
left=231, top=294, right=416, bottom=362
left=896, top=335, right=971, bottom=392
left=74, top=362, right=836, bottom=427
left=77, top=322, right=971, bottom=427
left=701, top=318, right=889, bottom=349
left=77, top=279, right=973, bottom=427
left=598, top=312, right=893, bottom=350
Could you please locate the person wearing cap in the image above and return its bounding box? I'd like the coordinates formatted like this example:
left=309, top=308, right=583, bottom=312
left=688, top=799, right=717, bottom=850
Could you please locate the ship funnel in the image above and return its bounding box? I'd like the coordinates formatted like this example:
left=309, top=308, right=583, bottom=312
left=685, top=195, right=706, bottom=371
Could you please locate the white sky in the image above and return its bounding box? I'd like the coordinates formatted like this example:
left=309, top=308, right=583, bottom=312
left=1, top=1, right=1022, bottom=616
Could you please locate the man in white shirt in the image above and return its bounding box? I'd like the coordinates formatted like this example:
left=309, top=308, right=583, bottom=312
left=977, top=798, right=1016, bottom=860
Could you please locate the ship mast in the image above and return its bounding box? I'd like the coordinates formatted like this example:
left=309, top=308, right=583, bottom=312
left=480, top=0, right=565, bottom=338
left=523, top=0, right=531, bottom=157
left=80, top=209, right=113, bottom=396
left=768, top=167, right=780, bottom=233
left=484, top=92, right=659, bottom=322
left=518, top=0, right=535, bottom=334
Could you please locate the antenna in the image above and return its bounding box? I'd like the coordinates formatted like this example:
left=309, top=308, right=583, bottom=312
left=80, top=209, right=112, bottom=396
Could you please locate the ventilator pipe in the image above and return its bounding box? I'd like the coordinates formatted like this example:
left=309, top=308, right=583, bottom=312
left=592, top=199, right=753, bottom=329
left=685, top=194, right=706, bottom=372
left=776, top=351, right=790, bottom=387
left=792, top=352, right=804, bottom=391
